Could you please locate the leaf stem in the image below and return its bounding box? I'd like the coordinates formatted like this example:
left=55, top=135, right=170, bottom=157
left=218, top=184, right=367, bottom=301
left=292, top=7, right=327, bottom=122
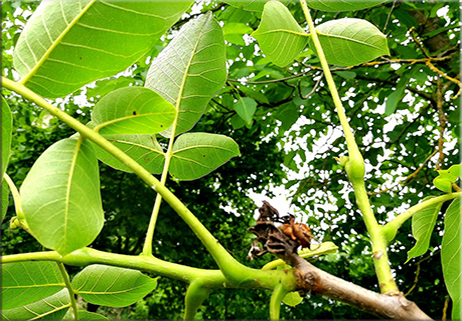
left=269, top=283, right=288, bottom=320
left=299, top=1, right=397, bottom=294
left=381, top=193, right=462, bottom=243
left=56, top=262, right=78, bottom=320
left=142, top=114, right=179, bottom=256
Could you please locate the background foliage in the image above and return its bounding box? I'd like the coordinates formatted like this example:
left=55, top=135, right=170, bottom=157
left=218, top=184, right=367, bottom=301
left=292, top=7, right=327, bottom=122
left=2, top=0, right=460, bottom=319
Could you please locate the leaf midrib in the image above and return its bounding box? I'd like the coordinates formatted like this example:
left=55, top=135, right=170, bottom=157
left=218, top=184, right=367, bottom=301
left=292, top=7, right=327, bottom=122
left=19, top=0, right=96, bottom=85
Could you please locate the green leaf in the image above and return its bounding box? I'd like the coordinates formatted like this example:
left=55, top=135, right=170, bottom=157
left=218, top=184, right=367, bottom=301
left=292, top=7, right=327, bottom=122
left=252, top=1, right=308, bottom=67
left=72, top=265, right=158, bottom=308
left=406, top=197, right=443, bottom=263
left=2, top=96, right=12, bottom=177
left=1, top=288, right=70, bottom=320
left=170, top=133, right=240, bottom=181
left=65, top=310, right=109, bottom=320
left=13, top=1, right=193, bottom=98
left=92, top=87, right=176, bottom=135
left=282, top=291, right=303, bottom=307
left=146, top=12, right=227, bottom=137
left=223, top=22, right=253, bottom=46
left=2, top=179, right=9, bottom=221
left=306, top=0, right=388, bottom=12
left=2, top=261, right=65, bottom=310
left=385, top=77, right=407, bottom=116
left=312, top=18, right=390, bottom=66
left=226, top=0, right=290, bottom=13
left=20, top=138, right=104, bottom=255
left=433, top=164, right=461, bottom=193
left=441, top=197, right=461, bottom=320
left=234, top=97, right=257, bottom=124
left=94, top=134, right=165, bottom=174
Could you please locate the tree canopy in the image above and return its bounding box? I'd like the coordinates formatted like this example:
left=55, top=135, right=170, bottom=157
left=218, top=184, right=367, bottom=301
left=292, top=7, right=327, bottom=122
left=1, top=1, right=460, bottom=320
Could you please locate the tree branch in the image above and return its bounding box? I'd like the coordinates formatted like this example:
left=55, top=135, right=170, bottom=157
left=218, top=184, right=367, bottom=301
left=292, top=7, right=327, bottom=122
left=285, top=254, right=431, bottom=320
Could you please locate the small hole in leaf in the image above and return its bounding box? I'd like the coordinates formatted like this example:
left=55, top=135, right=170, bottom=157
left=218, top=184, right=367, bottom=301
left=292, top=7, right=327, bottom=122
left=203, top=155, right=206, bottom=157
left=132, top=111, right=137, bottom=115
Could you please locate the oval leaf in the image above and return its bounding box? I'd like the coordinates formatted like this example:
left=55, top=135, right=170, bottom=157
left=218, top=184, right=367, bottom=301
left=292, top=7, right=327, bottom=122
left=170, top=133, right=240, bottom=181
left=94, top=134, right=165, bottom=174
left=251, top=1, right=308, bottom=67
left=13, top=1, right=193, bottom=98
left=234, top=97, right=257, bottom=124
left=306, top=0, right=388, bottom=12
left=1, top=288, right=70, bottom=321
left=20, top=138, right=104, bottom=255
left=145, top=12, right=227, bottom=137
left=406, top=197, right=443, bottom=263
left=442, top=197, right=461, bottom=320
left=2, top=96, right=12, bottom=177
left=312, top=18, right=390, bottom=66
left=2, top=261, right=65, bottom=310
left=92, top=87, right=176, bottom=135
left=72, top=265, right=158, bottom=308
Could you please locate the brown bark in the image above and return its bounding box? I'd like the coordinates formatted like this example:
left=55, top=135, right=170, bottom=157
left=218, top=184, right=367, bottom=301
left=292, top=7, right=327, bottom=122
left=285, top=254, right=432, bottom=320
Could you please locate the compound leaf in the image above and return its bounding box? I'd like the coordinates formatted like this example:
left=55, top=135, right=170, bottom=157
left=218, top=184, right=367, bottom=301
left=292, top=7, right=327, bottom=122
left=252, top=1, right=308, bottom=67
left=92, top=87, right=176, bottom=135
left=170, top=133, right=240, bottom=181
left=72, top=265, right=158, bottom=308
left=145, top=12, right=227, bottom=137
left=13, top=1, right=193, bottom=98
left=1, top=288, right=70, bottom=321
left=313, top=18, right=389, bottom=66
left=20, top=138, right=104, bottom=255
left=1, top=261, right=65, bottom=310
left=442, top=197, right=461, bottom=320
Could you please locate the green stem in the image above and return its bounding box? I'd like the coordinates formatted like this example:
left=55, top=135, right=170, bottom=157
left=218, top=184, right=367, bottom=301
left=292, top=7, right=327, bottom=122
left=184, top=280, right=212, bottom=320
left=269, top=283, right=288, bottom=320
left=57, top=262, right=78, bottom=320
left=299, top=1, right=397, bottom=294
left=142, top=115, right=179, bottom=256
left=1, top=248, right=297, bottom=292
left=382, top=193, right=462, bottom=243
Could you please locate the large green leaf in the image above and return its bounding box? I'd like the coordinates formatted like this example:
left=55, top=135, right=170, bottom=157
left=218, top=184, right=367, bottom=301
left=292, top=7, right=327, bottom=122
left=2, top=179, right=9, bottom=221
left=305, top=0, right=388, bottom=12
left=252, top=1, right=308, bottom=67
left=2, top=96, right=12, bottom=177
left=406, top=197, right=443, bottom=262
left=72, top=265, right=158, bottom=308
left=442, top=197, right=461, bottom=320
left=13, top=1, right=193, bottom=98
left=20, top=138, right=104, bottom=255
left=65, top=310, right=109, bottom=320
left=2, top=261, right=65, bottom=310
left=433, top=164, right=461, bottom=193
left=145, top=12, right=227, bottom=137
left=170, top=133, right=240, bottom=181
left=94, top=134, right=165, bottom=174
left=1, top=288, right=70, bottom=320
left=91, top=87, right=176, bottom=135
left=312, top=18, right=390, bottom=66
